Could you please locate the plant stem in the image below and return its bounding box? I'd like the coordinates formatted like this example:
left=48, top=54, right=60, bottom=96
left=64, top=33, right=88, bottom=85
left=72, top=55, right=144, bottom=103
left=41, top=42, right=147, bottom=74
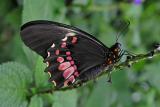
left=115, top=48, right=160, bottom=69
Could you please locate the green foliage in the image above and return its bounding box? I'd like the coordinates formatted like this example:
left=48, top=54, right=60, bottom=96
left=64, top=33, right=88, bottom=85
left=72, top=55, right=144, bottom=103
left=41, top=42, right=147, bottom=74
left=28, top=95, right=43, bottom=107
left=0, top=0, right=160, bottom=107
left=22, top=0, right=53, bottom=23
left=0, top=62, right=32, bottom=107
left=141, top=62, right=160, bottom=92
left=52, top=90, right=78, bottom=107
left=34, top=57, right=50, bottom=88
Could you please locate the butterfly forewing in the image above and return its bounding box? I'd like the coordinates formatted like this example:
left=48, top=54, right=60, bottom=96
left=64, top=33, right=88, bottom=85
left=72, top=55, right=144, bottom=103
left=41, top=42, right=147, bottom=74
left=20, top=20, right=109, bottom=88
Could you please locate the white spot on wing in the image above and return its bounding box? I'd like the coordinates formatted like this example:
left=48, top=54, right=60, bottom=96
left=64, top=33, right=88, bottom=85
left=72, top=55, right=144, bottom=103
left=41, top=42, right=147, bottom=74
left=52, top=80, right=57, bottom=86
left=46, top=62, right=49, bottom=67
left=62, top=36, right=68, bottom=41
left=66, top=32, right=76, bottom=37
left=48, top=72, right=51, bottom=77
left=47, top=52, right=50, bottom=57
left=157, top=46, right=160, bottom=51
left=51, top=43, right=55, bottom=48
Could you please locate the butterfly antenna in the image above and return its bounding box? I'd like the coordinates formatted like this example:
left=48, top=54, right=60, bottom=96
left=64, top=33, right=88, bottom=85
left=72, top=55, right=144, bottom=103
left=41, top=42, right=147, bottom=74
left=116, top=20, right=130, bottom=42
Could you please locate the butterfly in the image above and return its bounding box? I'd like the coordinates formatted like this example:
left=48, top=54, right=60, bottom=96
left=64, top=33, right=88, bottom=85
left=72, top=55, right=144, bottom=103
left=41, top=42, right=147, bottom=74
left=20, top=20, right=128, bottom=89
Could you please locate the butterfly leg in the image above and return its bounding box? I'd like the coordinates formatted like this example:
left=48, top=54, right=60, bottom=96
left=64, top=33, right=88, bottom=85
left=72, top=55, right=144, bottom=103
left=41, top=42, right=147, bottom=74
left=93, top=78, right=97, bottom=84
left=124, top=50, right=137, bottom=57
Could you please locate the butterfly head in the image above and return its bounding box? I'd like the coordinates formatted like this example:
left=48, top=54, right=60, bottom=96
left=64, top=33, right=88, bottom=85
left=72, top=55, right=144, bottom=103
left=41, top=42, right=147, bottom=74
left=106, top=42, right=123, bottom=65
left=106, top=20, right=130, bottom=64
left=111, top=42, right=122, bottom=54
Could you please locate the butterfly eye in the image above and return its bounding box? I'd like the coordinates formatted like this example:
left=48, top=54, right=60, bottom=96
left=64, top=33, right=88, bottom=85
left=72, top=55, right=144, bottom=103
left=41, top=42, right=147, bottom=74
left=116, top=42, right=121, bottom=48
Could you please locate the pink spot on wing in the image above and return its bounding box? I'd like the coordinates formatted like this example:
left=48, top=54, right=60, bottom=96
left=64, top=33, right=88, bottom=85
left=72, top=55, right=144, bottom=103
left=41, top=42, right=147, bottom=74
left=67, top=56, right=72, bottom=60
left=61, top=42, right=66, bottom=48
left=66, top=32, right=76, bottom=37
left=68, top=75, right=75, bottom=83
left=72, top=37, right=77, bottom=44
left=74, top=71, right=79, bottom=77
left=55, top=49, right=60, bottom=55
left=58, top=62, right=71, bottom=71
left=73, top=65, right=77, bottom=70
left=66, top=51, right=71, bottom=56
left=63, top=66, right=75, bottom=79
left=70, top=61, right=74, bottom=65
left=64, top=80, right=69, bottom=87
left=57, top=57, right=64, bottom=63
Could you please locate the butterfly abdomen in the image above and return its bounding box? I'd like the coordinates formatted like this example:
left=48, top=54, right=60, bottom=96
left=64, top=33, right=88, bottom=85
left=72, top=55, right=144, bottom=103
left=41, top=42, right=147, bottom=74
left=78, top=65, right=105, bottom=82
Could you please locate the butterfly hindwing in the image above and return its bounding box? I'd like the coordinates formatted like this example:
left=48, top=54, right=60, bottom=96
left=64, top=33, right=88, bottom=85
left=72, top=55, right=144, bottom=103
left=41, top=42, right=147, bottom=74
left=20, top=20, right=109, bottom=88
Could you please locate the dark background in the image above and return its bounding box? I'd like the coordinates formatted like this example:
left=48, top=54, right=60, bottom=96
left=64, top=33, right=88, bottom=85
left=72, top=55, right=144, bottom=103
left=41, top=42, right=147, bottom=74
left=0, top=0, right=160, bottom=107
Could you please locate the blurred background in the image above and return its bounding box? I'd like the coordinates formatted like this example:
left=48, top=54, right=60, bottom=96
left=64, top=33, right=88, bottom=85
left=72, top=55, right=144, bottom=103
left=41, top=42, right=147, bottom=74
left=0, top=0, right=160, bottom=107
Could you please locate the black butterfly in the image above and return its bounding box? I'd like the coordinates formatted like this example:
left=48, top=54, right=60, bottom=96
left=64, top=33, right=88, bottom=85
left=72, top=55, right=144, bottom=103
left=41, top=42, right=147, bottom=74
left=20, top=20, right=126, bottom=89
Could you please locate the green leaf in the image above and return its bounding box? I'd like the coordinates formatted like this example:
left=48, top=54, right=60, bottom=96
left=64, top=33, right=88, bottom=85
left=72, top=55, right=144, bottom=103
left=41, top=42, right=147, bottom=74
left=140, top=62, right=160, bottom=92
left=85, top=77, right=114, bottom=107
left=11, top=34, right=30, bottom=66
left=5, top=8, right=21, bottom=29
left=85, top=71, right=131, bottom=107
left=34, top=56, right=50, bottom=88
left=22, top=0, right=54, bottom=23
left=29, top=95, right=43, bottom=107
left=52, top=90, right=78, bottom=107
left=22, top=45, right=38, bottom=69
left=0, top=62, right=33, bottom=107
left=0, top=0, right=12, bottom=16
left=40, top=93, right=54, bottom=107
